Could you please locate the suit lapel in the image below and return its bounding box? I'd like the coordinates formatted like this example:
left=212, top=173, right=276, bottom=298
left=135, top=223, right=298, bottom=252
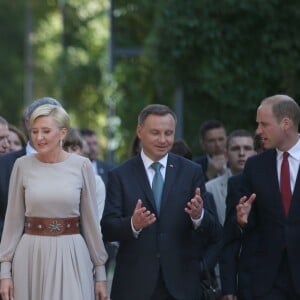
left=264, top=149, right=300, bottom=220
left=288, top=161, right=300, bottom=219
left=160, top=155, right=178, bottom=213
left=265, top=150, right=289, bottom=219
left=269, top=150, right=287, bottom=218
left=220, top=171, right=231, bottom=199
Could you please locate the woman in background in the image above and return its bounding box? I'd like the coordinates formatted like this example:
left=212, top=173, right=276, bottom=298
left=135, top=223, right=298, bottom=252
left=63, top=127, right=106, bottom=220
left=8, top=124, right=26, bottom=152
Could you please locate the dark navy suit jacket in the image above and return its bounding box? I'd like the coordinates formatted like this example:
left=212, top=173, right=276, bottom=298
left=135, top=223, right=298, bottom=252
left=193, top=155, right=209, bottom=182
left=220, top=173, right=257, bottom=300
left=0, top=148, right=26, bottom=239
left=94, top=159, right=115, bottom=186
left=240, top=149, right=300, bottom=297
left=101, top=153, right=222, bottom=300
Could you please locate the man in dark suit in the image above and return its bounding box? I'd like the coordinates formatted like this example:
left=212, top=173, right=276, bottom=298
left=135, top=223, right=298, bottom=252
left=237, top=95, right=300, bottom=299
left=220, top=174, right=243, bottom=300
left=80, top=128, right=115, bottom=186
left=0, top=116, right=10, bottom=156
left=220, top=135, right=265, bottom=300
left=194, top=120, right=227, bottom=182
left=0, top=97, right=62, bottom=239
left=101, top=104, right=221, bottom=300
left=220, top=173, right=259, bottom=300
left=170, top=138, right=222, bottom=287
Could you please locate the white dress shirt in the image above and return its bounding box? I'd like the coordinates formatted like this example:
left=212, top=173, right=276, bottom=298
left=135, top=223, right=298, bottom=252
left=26, top=142, right=37, bottom=155
left=131, top=150, right=203, bottom=236
left=140, top=150, right=167, bottom=185
left=276, top=138, right=300, bottom=193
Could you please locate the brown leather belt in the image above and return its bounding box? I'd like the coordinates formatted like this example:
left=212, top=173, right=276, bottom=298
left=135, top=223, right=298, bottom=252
left=24, top=217, right=80, bottom=236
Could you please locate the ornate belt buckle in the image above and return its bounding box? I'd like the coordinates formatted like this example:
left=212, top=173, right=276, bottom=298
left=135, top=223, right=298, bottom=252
left=48, top=220, right=62, bottom=232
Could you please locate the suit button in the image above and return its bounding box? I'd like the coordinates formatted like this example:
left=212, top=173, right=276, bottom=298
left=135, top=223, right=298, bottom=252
left=156, top=253, right=160, bottom=259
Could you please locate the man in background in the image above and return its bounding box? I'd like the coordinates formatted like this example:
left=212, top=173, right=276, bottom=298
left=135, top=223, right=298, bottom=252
left=206, top=129, right=256, bottom=225
left=80, top=128, right=115, bottom=186
left=80, top=127, right=117, bottom=286
left=0, top=116, right=9, bottom=156
left=194, top=120, right=227, bottom=182
left=220, top=134, right=264, bottom=300
left=205, top=129, right=256, bottom=295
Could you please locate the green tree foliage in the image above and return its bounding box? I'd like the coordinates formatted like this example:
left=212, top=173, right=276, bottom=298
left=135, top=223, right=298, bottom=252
left=1, top=1, right=300, bottom=161
left=0, top=0, right=26, bottom=125
left=113, top=0, right=300, bottom=157
left=34, top=0, right=109, bottom=126
left=0, top=0, right=56, bottom=125
left=0, top=0, right=111, bottom=158
left=111, top=1, right=165, bottom=160
left=146, top=0, right=300, bottom=153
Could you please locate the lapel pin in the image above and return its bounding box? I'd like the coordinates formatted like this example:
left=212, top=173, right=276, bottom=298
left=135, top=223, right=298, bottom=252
left=169, top=164, right=174, bottom=168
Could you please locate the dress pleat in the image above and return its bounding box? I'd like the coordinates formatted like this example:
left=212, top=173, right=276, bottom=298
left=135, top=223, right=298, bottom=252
left=13, top=234, right=94, bottom=300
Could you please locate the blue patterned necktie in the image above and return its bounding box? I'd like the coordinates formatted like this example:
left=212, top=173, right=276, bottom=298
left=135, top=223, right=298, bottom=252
left=151, top=162, right=164, bottom=215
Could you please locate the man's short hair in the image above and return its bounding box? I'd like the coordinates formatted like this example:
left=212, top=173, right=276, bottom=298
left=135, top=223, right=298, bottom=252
left=199, top=120, right=225, bottom=140
left=138, top=104, right=177, bottom=125
left=226, top=129, right=253, bottom=149
left=261, top=95, right=300, bottom=127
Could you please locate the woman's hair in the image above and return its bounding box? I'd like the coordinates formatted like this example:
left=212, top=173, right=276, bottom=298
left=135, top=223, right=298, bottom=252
left=170, top=139, right=193, bottom=160
left=129, top=134, right=141, bottom=157
left=63, top=128, right=83, bottom=151
left=9, top=124, right=27, bottom=147
left=30, top=104, right=70, bottom=129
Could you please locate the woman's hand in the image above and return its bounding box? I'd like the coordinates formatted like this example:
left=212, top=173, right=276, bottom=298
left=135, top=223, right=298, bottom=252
left=95, top=280, right=108, bottom=300
left=0, top=278, right=14, bottom=300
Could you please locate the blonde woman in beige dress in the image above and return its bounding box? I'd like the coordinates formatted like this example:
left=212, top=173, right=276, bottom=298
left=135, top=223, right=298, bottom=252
left=0, top=104, right=108, bottom=300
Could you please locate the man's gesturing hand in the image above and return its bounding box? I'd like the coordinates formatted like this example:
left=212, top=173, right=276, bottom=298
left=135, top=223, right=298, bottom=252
left=132, top=199, right=156, bottom=231
left=184, top=187, right=203, bottom=219
left=236, top=193, right=256, bottom=227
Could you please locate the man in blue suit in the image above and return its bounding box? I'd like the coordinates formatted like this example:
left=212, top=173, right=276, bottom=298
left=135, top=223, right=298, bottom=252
left=237, top=95, right=300, bottom=299
left=102, top=104, right=221, bottom=300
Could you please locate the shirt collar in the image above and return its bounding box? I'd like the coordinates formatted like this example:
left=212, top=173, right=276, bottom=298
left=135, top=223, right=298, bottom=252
left=26, top=142, right=37, bottom=155
left=276, top=137, right=300, bottom=161
left=140, top=149, right=168, bottom=170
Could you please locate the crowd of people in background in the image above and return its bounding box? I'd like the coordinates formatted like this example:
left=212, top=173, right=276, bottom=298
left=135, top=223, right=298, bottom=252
left=0, top=94, right=299, bottom=300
